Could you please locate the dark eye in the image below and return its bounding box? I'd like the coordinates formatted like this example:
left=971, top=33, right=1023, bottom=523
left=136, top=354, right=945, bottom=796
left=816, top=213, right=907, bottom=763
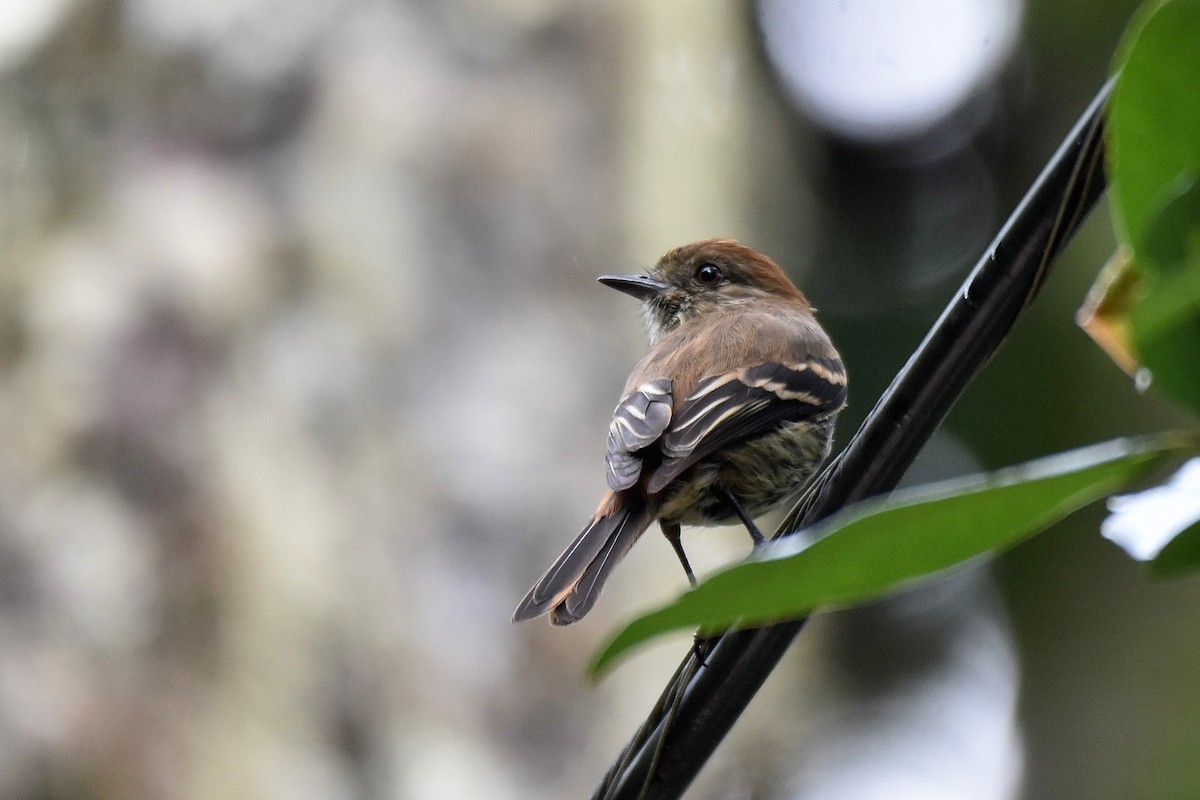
left=695, top=263, right=723, bottom=286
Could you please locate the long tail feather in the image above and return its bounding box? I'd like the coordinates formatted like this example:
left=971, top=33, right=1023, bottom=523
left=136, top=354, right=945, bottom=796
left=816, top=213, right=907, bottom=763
left=512, top=496, right=655, bottom=625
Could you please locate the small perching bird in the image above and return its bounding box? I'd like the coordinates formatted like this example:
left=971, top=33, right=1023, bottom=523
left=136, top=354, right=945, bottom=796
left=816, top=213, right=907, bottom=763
left=513, top=239, right=847, bottom=625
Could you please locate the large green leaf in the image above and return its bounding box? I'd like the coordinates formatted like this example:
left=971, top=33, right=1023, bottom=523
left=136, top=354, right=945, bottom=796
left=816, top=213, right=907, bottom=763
left=590, top=435, right=1196, bottom=676
left=1108, top=0, right=1200, bottom=249
left=1087, top=0, right=1200, bottom=406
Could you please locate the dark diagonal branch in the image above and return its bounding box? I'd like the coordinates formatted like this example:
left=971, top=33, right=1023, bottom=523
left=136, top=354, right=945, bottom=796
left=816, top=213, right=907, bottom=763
left=592, top=79, right=1113, bottom=800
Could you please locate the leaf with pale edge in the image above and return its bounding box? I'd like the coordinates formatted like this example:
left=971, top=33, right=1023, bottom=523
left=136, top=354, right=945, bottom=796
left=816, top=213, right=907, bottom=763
left=590, top=435, right=1196, bottom=677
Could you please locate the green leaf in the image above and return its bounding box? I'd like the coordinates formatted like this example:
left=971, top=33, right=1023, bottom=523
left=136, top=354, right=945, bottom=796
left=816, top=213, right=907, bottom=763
left=1129, top=181, right=1200, bottom=413
left=590, top=435, right=1197, bottom=677
left=1135, top=174, right=1200, bottom=274
left=1153, top=521, right=1200, bottom=576
left=1108, top=0, right=1200, bottom=249
left=1101, top=0, right=1200, bottom=414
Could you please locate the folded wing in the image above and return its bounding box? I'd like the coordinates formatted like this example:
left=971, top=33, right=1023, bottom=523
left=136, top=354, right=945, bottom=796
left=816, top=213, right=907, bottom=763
left=646, top=358, right=846, bottom=494
left=605, top=378, right=672, bottom=491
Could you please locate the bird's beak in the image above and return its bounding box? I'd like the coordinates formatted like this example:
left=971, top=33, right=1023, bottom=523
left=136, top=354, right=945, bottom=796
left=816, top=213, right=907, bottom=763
left=597, top=274, right=670, bottom=301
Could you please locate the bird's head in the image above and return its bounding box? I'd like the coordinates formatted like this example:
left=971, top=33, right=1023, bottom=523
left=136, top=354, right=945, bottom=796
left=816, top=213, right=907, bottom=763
left=599, top=238, right=811, bottom=343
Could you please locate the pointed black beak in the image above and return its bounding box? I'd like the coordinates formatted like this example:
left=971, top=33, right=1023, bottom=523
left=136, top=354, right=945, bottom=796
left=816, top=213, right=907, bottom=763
left=597, top=274, right=670, bottom=301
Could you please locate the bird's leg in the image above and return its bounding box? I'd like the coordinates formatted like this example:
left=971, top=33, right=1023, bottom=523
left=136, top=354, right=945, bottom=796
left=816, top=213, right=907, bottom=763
left=719, top=487, right=767, bottom=546
left=660, top=520, right=697, bottom=587
left=662, top=520, right=714, bottom=667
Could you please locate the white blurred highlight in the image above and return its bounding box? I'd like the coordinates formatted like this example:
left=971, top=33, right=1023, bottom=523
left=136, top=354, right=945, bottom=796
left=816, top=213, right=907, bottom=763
left=789, top=580, right=1024, bottom=800
left=759, top=0, right=1023, bottom=141
left=1103, top=458, right=1200, bottom=561
left=0, top=0, right=75, bottom=72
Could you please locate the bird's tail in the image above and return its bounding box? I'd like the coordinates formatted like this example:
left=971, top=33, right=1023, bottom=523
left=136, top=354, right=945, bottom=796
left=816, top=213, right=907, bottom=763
left=512, top=493, right=657, bottom=625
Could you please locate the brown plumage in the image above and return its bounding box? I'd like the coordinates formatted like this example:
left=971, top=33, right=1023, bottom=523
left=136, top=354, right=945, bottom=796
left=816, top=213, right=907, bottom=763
left=513, top=239, right=847, bottom=625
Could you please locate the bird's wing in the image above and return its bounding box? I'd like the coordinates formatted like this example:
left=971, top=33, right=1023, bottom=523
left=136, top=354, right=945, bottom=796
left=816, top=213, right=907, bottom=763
left=604, top=378, right=672, bottom=491
left=646, top=357, right=846, bottom=494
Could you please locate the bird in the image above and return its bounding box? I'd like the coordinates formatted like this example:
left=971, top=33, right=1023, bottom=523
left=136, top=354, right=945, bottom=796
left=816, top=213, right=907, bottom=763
left=512, top=238, right=847, bottom=625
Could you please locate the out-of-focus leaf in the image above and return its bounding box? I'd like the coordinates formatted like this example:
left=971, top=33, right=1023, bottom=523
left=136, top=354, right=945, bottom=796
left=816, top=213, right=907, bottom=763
left=1099, top=0, right=1200, bottom=408
left=1103, top=457, right=1200, bottom=576
left=1108, top=0, right=1200, bottom=248
left=591, top=436, right=1196, bottom=676
left=1152, top=522, right=1200, bottom=576
left=1129, top=180, right=1200, bottom=413
left=1135, top=174, right=1200, bottom=273
left=1076, top=247, right=1141, bottom=376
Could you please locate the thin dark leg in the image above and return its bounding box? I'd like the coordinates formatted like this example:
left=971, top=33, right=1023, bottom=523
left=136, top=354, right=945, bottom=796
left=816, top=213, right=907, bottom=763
left=719, top=487, right=766, bottom=546
left=660, top=520, right=697, bottom=587
left=662, top=520, right=713, bottom=667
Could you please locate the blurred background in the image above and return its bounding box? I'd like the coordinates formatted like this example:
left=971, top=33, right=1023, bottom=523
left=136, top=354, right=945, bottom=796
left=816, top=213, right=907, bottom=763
left=1, top=0, right=1198, bottom=798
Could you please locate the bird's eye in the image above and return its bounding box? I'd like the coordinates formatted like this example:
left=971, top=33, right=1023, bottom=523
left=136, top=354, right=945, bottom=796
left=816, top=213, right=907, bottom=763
left=695, top=263, right=723, bottom=286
